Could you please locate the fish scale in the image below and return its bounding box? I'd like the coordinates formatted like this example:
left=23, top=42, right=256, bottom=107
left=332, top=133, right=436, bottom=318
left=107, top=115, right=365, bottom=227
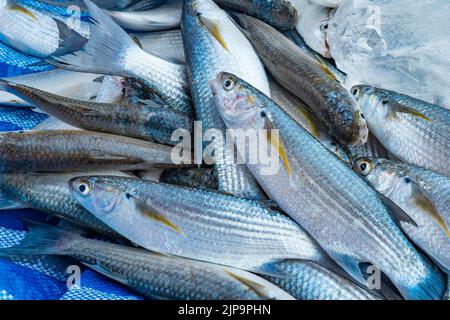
left=181, top=0, right=269, bottom=199
left=210, top=72, right=446, bottom=300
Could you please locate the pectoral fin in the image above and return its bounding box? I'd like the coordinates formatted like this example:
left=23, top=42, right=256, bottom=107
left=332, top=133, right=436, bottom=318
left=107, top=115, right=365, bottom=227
left=388, top=103, right=431, bottom=122
left=378, top=191, right=419, bottom=228
left=198, top=15, right=229, bottom=52
left=264, top=116, right=292, bottom=176
left=410, top=181, right=450, bottom=237
left=316, top=61, right=337, bottom=81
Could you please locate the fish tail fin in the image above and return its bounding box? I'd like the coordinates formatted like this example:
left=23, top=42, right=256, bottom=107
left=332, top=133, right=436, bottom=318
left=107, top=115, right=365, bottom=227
left=0, top=219, right=79, bottom=257
left=396, top=263, right=446, bottom=300
left=46, top=0, right=138, bottom=76
left=52, top=19, right=88, bottom=56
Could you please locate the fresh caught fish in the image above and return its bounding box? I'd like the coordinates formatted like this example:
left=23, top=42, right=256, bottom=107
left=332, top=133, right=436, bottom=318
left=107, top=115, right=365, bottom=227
left=181, top=0, right=269, bottom=199
left=0, top=0, right=87, bottom=58
left=263, top=261, right=380, bottom=300
left=352, top=85, right=450, bottom=177
left=353, top=157, right=450, bottom=273
left=234, top=14, right=368, bottom=146
left=269, top=78, right=350, bottom=163
left=0, top=220, right=295, bottom=300
left=160, top=167, right=218, bottom=189
left=135, top=29, right=185, bottom=64
left=0, top=172, right=129, bottom=237
left=348, top=133, right=388, bottom=162
left=210, top=71, right=446, bottom=300
left=48, top=0, right=192, bottom=117
left=215, top=0, right=298, bottom=30
left=0, top=130, right=178, bottom=173
left=290, top=0, right=331, bottom=58
left=0, top=80, right=193, bottom=145
left=69, top=175, right=334, bottom=274
left=108, top=0, right=182, bottom=32
left=0, top=69, right=101, bottom=107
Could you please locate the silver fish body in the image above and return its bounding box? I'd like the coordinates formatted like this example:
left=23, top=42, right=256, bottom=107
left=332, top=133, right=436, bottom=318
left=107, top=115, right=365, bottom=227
left=135, top=29, right=185, bottom=64
left=0, top=130, right=177, bottom=173
left=354, top=157, right=450, bottom=273
left=108, top=0, right=182, bottom=32
left=210, top=72, right=446, bottom=300
left=234, top=13, right=368, bottom=146
left=0, top=80, right=192, bottom=145
left=181, top=0, right=270, bottom=199
left=160, top=166, right=218, bottom=189
left=263, top=261, right=380, bottom=300
left=348, top=133, right=388, bottom=162
left=352, top=85, right=450, bottom=177
left=69, top=176, right=333, bottom=274
left=0, top=172, right=126, bottom=237
left=1, top=221, right=295, bottom=300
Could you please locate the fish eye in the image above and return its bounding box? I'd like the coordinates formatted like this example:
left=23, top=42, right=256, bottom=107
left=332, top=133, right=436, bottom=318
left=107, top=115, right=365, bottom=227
left=77, top=180, right=92, bottom=197
left=223, top=78, right=235, bottom=91
left=356, top=111, right=365, bottom=120
left=351, top=87, right=360, bottom=97
left=320, top=21, right=329, bottom=32
left=260, top=111, right=267, bottom=118
left=355, top=159, right=372, bottom=176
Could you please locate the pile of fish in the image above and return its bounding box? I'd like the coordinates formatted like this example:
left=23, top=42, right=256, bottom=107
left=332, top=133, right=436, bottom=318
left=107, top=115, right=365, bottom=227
left=0, top=0, right=449, bottom=300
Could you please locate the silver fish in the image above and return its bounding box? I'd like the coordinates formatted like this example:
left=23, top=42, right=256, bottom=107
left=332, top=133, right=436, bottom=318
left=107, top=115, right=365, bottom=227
left=108, top=0, right=182, bottom=32
left=135, top=29, right=185, bottom=64
left=160, top=166, right=217, bottom=189
left=210, top=71, right=446, bottom=300
left=233, top=13, right=368, bottom=146
left=263, top=261, right=380, bottom=300
left=348, top=133, right=388, bottom=162
left=0, top=69, right=101, bottom=108
left=69, top=176, right=334, bottom=275
left=1, top=220, right=295, bottom=300
left=181, top=0, right=270, bottom=199
left=354, top=157, right=450, bottom=273
left=0, top=130, right=178, bottom=173
left=95, top=76, right=127, bottom=104
left=48, top=0, right=192, bottom=116
left=352, top=85, right=450, bottom=177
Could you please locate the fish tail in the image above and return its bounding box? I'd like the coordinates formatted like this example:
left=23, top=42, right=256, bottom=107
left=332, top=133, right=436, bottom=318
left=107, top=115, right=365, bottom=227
left=0, top=220, right=79, bottom=257
left=52, top=19, right=88, bottom=57
left=46, top=0, right=138, bottom=76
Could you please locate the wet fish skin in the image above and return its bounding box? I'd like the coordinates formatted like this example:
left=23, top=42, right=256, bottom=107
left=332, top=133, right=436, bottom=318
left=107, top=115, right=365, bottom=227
left=0, top=80, right=192, bottom=145
left=210, top=71, right=446, bottom=300
left=108, top=0, right=182, bottom=32
left=69, top=175, right=333, bottom=274
left=160, top=166, right=218, bottom=189
left=48, top=0, right=193, bottom=117
left=353, top=157, right=450, bottom=273
left=126, top=0, right=170, bottom=11
left=0, top=172, right=124, bottom=237
left=181, top=0, right=269, bottom=200
left=0, top=221, right=295, bottom=300
left=135, top=29, right=185, bottom=64
left=352, top=85, right=450, bottom=177
left=0, top=130, right=178, bottom=173
left=234, top=13, right=368, bottom=146
left=215, top=0, right=298, bottom=30
left=269, top=78, right=350, bottom=163
left=348, top=133, right=388, bottom=162
left=263, top=261, right=380, bottom=300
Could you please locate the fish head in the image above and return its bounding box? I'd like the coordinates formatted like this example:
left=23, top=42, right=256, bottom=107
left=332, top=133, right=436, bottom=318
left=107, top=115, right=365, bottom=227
left=353, top=157, right=401, bottom=196
left=351, top=84, right=389, bottom=125
left=209, top=71, right=265, bottom=130
left=69, top=176, right=132, bottom=219
left=296, top=5, right=331, bottom=58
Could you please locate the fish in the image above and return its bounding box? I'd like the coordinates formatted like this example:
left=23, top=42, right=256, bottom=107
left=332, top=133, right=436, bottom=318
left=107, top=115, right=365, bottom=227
left=0, top=220, right=295, bottom=300
left=0, top=130, right=179, bottom=173
left=263, top=261, right=380, bottom=300
left=107, top=0, right=182, bottom=32
left=353, top=157, right=450, bottom=273
left=0, top=80, right=193, bottom=145
left=290, top=0, right=331, bottom=58
left=126, top=0, right=170, bottom=11
left=95, top=76, right=127, bottom=104
left=160, top=166, right=218, bottom=189
left=0, top=69, right=101, bottom=107
left=209, top=71, right=446, bottom=300
left=352, top=85, right=450, bottom=177
left=233, top=14, right=368, bottom=146
left=348, top=133, right=388, bottom=162
left=0, top=172, right=129, bottom=237
left=309, top=0, right=341, bottom=8
left=135, top=29, right=185, bottom=64
left=269, top=78, right=350, bottom=163
left=47, top=0, right=193, bottom=117
left=36, top=0, right=141, bottom=10
left=0, top=0, right=88, bottom=58
left=214, top=0, right=298, bottom=30
left=69, top=175, right=335, bottom=275
left=181, top=0, right=270, bottom=200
